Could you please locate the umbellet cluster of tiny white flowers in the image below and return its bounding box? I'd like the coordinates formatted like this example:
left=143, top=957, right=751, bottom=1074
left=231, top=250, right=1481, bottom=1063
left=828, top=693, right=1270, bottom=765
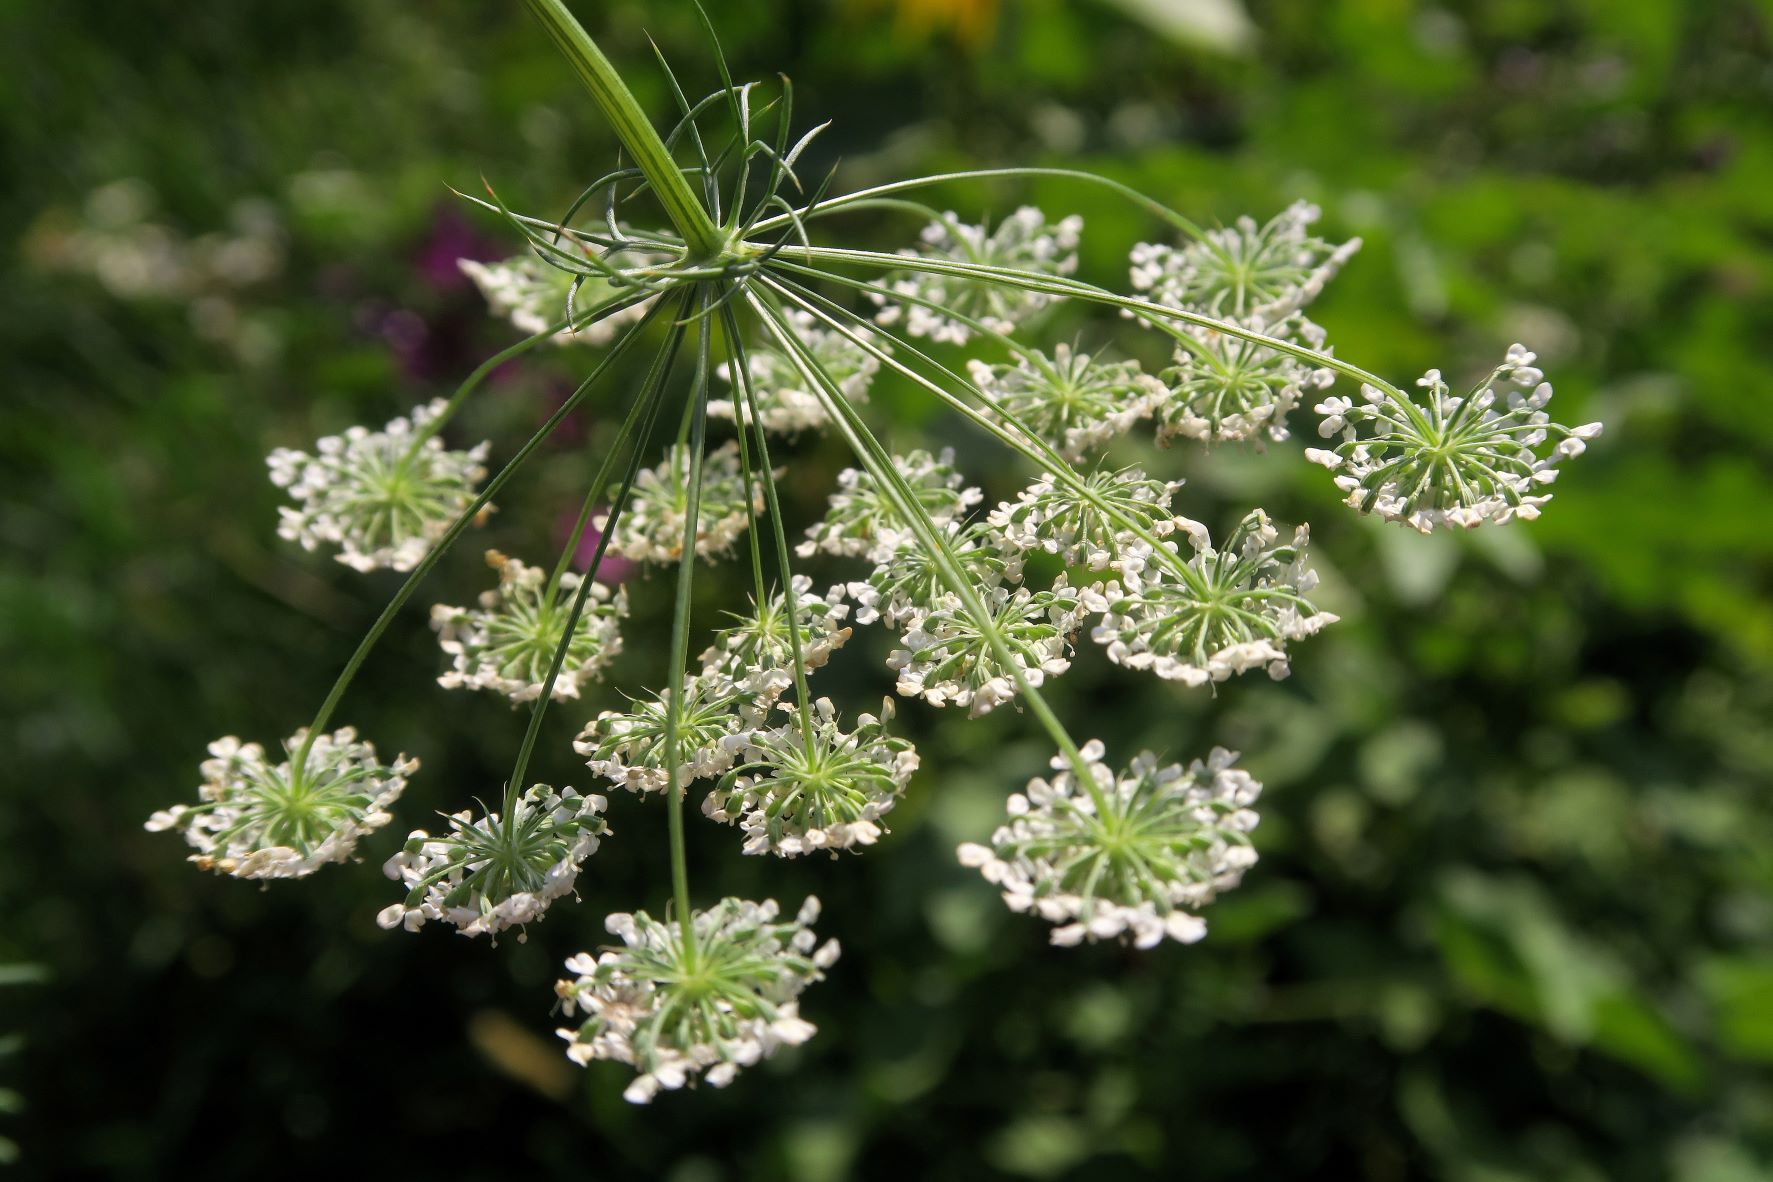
left=797, top=449, right=980, bottom=559
left=461, top=251, right=656, bottom=345
left=698, top=575, right=852, bottom=701
left=1306, top=343, right=1604, bottom=532
left=958, top=742, right=1260, bottom=947
left=968, top=343, right=1162, bottom=462
left=555, top=896, right=838, bottom=1103
left=705, top=698, right=918, bottom=856
left=1087, top=509, right=1333, bottom=686
left=1158, top=312, right=1335, bottom=444
left=1131, top=200, right=1361, bottom=323
left=711, top=308, right=883, bottom=435
left=574, top=675, right=752, bottom=795
left=147, top=728, right=415, bottom=879
left=431, top=549, right=627, bottom=703
left=988, top=466, right=1183, bottom=572
left=889, top=581, right=1088, bottom=716
left=377, top=783, right=607, bottom=939
left=267, top=398, right=491, bottom=573
left=872, top=206, right=1082, bottom=343
left=602, top=440, right=768, bottom=564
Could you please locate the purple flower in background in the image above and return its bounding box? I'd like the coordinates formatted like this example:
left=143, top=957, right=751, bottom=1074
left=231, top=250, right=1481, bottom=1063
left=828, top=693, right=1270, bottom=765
left=415, top=206, right=504, bottom=292
left=557, top=506, right=636, bottom=585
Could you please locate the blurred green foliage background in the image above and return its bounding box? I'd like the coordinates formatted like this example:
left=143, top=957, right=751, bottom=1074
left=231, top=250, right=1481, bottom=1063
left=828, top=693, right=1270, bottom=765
left=4, top=0, right=1771, bottom=1177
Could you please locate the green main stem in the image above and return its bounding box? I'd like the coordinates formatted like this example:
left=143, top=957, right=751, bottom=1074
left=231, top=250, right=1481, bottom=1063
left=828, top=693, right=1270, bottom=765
left=522, top=0, right=726, bottom=260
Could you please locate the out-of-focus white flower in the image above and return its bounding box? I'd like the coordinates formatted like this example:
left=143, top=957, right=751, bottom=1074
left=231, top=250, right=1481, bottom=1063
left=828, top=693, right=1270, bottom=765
left=968, top=344, right=1161, bottom=462
left=705, top=698, right=919, bottom=856
left=146, top=728, right=414, bottom=879
left=431, top=550, right=626, bottom=703
left=958, top=742, right=1260, bottom=947
left=460, top=249, right=657, bottom=345
left=1087, top=509, right=1334, bottom=685
left=799, top=449, right=981, bottom=559
left=377, top=784, right=607, bottom=940
left=872, top=207, right=1083, bottom=343
left=556, top=896, right=838, bottom=1102
left=1305, top=344, right=1603, bottom=532
left=848, top=522, right=1025, bottom=629
left=267, top=399, right=490, bottom=573
left=1158, top=313, right=1335, bottom=444
left=574, top=675, right=751, bottom=795
left=711, top=309, right=883, bottom=435
left=603, top=441, right=767, bottom=565
left=889, top=581, right=1087, bottom=716
left=1130, top=201, right=1360, bottom=324
left=699, top=575, right=851, bottom=700
left=988, top=466, right=1183, bottom=572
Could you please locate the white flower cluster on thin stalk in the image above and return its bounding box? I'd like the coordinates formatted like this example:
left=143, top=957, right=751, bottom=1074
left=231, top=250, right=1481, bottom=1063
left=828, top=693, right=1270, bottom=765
left=698, top=575, right=852, bottom=700
left=431, top=549, right=627, bottom=703
left=556, top=896, right=838, bottom=1103
left=148, top=7, right=1609, bottom=1107
left=1307, top=343, right=1604, bottom=532
left=461, top=251, right=656, bottom=346
left=968, top=344, right=1162, bottom=462
left=705, top=698, right=918, bottom=856
left=798, top=448, right=981, bottom=558
left=601, top=439, right=767, bottom=564
left=872, top=206, right=1083, bottom=343
left=1088, top=510, right=1334, bottom=686
left=711, top=308, right=882, bottom=435
left=146, top=729, right=415, bottom=879
left=267, top=398, right=491, bottom=573
left=378, top=784, right=608, bottom=940
left=958, top=742, right=1261, bottom=947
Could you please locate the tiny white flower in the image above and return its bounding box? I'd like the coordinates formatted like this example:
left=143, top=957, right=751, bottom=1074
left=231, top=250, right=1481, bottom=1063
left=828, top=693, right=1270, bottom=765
left=988, top=466, right=1183, bottom=572
left=459, top=246, right=659, bottom=345
left=849, top=521, right=1024, bottom=629
left=889, top=581, right=1088, bottom=716
left=698, top=575, right=852, bottom=701
left=267, top=399, right=490, bottom=573
left=711, top=308, right=883, bottom=435
left=574, top=675, right=751, bottom=795
left=1157, top=313, right=1336, bottom=444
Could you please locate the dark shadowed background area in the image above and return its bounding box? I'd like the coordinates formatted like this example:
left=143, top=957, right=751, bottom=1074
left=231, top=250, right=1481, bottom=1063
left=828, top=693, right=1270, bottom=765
left=3, top=0, right=1771, bottom=1178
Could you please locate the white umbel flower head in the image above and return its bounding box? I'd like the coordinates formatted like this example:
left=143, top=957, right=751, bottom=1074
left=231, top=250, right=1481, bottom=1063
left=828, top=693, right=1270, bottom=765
left=1130, top=201, right=1360, bottom=323
left=602, top=440, right=767, bottom=565
left=376, top=784, right=607, bottom=939
left=574, top=675, right=750, bottom=795
left=267, top=399, right=490, bottom=573
left=872, top=207, right=1083, bottom=344
left=889, top=581, right=1087, bottom=716
left=798, top=448, right=981, bottom=559
left=1305, top=344, right=1603, bottom=532
left=556, top=896, right=839, bottom=1103
left=459, top=250, right=656, bottom=345
left=968, top=344, right=1162, bottom=462
left=988, top=466, right=1183, bottom=572
left=698, top=575, right=852, bottom=701
left=1158, top=314, right=1335, bottom=444
left=1088, top=509, right=1335, bottom=686
left=146, top=728, right=414, bottom=879
left=431, top=550, right=627, bottom=703
left=705, top=698, right=919, bottom=857
left=711, top=308, right=882, bottom=435
left=957, top=742, right=1261, bottom=948
left=848, top=522, right=1025, bottom=629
